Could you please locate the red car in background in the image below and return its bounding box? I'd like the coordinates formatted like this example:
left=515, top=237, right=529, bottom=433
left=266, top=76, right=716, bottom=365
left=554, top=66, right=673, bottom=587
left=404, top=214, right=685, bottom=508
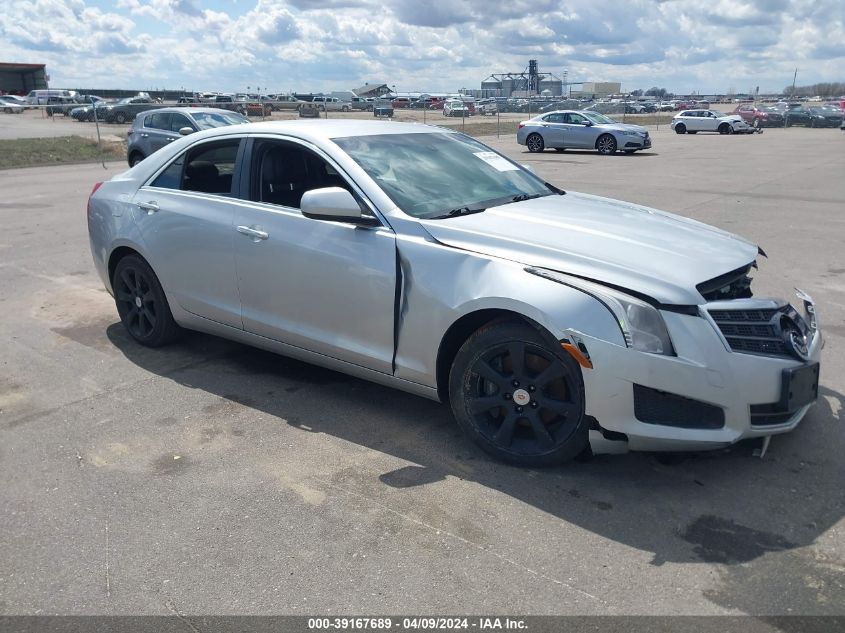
left=732, top=104, right=785, bottom=128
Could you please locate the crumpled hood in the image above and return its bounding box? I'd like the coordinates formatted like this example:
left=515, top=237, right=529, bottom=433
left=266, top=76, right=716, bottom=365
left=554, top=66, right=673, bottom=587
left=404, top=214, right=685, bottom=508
left=419, top=192, right=759, bottom=305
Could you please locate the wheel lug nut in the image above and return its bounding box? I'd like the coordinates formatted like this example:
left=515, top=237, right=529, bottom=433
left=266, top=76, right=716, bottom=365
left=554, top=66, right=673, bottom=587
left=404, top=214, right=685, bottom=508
left=528, top=385, right=535, bottom=392
left=516, top=406, right=523, bottom=413
left=530, top=401, right=538, bottom=408
left=503, top=393, right=511, bottom=400
left=512, top=380, right=520, bottom=387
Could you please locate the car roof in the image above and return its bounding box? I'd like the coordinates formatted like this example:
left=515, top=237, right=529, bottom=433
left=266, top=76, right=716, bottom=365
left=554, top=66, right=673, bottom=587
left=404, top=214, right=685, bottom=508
left=139, top=107, right=244, bottom=116
left=178, top=120, right=457, bottom=143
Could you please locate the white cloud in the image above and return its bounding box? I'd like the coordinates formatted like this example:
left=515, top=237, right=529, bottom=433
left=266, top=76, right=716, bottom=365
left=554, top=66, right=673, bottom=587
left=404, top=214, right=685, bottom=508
left=0, top=0, right=842, bottom=94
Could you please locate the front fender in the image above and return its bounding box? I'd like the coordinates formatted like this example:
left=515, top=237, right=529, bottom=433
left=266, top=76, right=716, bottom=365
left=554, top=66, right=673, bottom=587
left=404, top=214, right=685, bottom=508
left=392, top=234, right=624, bottom=388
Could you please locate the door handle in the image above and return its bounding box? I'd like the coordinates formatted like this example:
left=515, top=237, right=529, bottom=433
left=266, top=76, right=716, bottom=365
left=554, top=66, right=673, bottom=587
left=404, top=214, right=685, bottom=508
left=236, top=225, right=269, bottom=241
left=137, top=201, right=159, bottom=214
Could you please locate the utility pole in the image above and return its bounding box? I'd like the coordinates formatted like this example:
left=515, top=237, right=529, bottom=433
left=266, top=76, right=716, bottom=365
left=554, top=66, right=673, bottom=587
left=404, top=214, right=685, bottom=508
left=791, top=68, right=798, bottom=99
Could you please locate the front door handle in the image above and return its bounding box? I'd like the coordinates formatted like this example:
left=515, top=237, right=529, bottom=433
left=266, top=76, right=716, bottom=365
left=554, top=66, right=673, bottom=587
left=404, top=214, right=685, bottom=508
left=236, top=225, right=269, bottom=241
left=137, top=201, right=159, bottom=214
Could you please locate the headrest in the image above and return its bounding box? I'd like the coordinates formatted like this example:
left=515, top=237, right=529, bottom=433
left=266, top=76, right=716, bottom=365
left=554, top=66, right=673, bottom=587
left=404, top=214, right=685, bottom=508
left=185, top=161, right=218, bottom=180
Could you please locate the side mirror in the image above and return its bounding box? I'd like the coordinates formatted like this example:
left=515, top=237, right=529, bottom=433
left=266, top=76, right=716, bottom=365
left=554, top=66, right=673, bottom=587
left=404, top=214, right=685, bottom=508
left=179, top=127, right=194, bottom=136
left=300, top=187, right=380, bottom=226
left=584, top=120, right=593, bottom=126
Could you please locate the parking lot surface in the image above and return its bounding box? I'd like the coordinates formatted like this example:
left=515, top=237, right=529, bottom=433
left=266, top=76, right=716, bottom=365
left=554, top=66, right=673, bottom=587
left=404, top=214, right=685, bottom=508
left=0, top=127, right=843, bottom=616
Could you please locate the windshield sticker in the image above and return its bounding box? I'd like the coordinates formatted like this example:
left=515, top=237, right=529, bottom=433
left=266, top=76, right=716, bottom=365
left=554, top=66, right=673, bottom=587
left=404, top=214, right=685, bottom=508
left=473, top=151, right=519, bottom=172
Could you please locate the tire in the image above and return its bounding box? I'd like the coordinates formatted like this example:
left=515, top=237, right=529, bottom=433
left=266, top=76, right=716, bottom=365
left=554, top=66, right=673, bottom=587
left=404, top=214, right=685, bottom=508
left=113, top=254, right=181, bottom=347
left=449, top=320, right=588, bottom=467
left=526, top=133, right=544, bottom=152
left=3, top=107, right=10, bottom=114
left=342, top=105, right=350, bottom=112
left=596, top=134, right=617, bottom=155
left=674, top=123, right=686, bottom=134
left=114, top=112, right=127, bottom=124
left=753, top=118, right=761, bottom=129
left=128, top=152, right=145, bottom=167
left=718, top=123, right=732, bottom=135
left=808, top=119, right=815, bottom=128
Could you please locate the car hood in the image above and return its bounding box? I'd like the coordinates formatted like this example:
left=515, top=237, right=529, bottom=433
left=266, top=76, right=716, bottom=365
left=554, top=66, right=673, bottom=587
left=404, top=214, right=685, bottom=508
left=418, top=192, right=759, bottom=305
left=600, top=122, right=647, bottom=133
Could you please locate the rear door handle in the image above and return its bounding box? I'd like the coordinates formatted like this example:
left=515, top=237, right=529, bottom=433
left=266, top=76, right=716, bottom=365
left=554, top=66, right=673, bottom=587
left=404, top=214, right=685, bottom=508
left=236, top=225, right=269, bottom=241
left=138, top=201, right=159, bottom=214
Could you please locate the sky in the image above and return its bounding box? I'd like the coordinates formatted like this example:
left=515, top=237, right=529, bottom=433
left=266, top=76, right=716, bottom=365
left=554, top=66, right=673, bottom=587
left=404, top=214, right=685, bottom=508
left=1, top=0, right=843, bottom=95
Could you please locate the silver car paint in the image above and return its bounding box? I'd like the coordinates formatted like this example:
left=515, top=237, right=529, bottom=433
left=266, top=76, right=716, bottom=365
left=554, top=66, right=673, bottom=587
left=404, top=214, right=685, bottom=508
left=88, top=120, right=820, bottom=453
left=517, top=110, right=650, bottom=151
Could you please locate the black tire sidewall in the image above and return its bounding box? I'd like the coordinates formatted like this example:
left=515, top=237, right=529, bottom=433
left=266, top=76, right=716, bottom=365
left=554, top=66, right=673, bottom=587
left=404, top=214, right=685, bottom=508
left=113, top=254, right=180, bottom=347
left=448, top=321, right=588, bottom=467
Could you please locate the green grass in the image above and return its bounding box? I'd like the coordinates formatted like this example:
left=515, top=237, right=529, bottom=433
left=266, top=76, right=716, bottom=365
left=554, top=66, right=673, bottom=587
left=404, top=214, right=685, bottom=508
left=0, top=136, right=127, bottom=170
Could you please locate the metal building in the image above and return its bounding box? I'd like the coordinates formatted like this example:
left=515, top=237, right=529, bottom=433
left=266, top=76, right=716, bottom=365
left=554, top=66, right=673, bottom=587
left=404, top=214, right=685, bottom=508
left=481, top=60, right=563, bottom=98
left=0, top=62, right=48, bottom=95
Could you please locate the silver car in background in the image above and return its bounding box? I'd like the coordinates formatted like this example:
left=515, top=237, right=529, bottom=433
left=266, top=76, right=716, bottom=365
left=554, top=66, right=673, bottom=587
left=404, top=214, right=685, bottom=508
left=87, top=121, right=821, bottom=466
left=671, top=110, right=753, bottom=135
left=517, top=110, right=652, bottom=154
left=126, top=107, right=249, bottom=166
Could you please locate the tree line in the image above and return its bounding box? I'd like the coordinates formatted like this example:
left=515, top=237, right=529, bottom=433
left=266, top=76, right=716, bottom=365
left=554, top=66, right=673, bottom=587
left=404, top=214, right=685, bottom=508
left=783, top=83, right=845, bottom=97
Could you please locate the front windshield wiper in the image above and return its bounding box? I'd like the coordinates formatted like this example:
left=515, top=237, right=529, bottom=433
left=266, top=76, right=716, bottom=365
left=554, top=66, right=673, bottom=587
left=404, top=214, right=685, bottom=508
left=544, top=181, right=566, bottom=195
left=428, top=206, right=487, bottom=220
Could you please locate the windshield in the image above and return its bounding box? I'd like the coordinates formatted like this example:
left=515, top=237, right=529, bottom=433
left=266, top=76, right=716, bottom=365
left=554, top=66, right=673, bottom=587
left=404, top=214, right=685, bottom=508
left=581, top=111, right=616, bottom=124
left=333, top=132, right=553, bottom=219
left=192, top=111, right=249, bottom=128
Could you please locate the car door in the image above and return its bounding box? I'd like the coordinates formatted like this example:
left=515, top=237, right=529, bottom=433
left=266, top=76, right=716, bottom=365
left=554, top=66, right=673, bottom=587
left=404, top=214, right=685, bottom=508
left=132, top=137, right=245, bottom=329
left=232, top=137, right=397, bottom=374
left=168, top=111, right=196, bottom=138
left=538, top=113, right=566, bottom=147
left=563, top=112, right=595, bottom=148
left=143, top=112, right=175, bottom=153
left=701, top=111, right=719, bottom=132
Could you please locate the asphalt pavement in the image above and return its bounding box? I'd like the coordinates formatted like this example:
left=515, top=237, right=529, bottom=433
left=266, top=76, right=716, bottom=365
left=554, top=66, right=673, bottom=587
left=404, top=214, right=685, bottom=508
left=0, top=126, right=843, bottom=617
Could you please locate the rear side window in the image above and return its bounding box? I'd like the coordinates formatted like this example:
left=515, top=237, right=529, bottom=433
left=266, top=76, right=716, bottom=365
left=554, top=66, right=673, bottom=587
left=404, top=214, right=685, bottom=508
left=150, top=139, right=242, bottom=195
left=145, top=112, right=171, bottom=130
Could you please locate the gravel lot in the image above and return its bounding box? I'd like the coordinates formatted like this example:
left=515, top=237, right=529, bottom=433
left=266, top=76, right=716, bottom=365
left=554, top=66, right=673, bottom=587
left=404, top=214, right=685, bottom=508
left=0, top=125, right=843, bottom=617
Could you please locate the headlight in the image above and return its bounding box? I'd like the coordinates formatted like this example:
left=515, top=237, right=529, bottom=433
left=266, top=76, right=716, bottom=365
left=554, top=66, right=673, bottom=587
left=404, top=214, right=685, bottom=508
left=525, top=267, right=675, bottom=355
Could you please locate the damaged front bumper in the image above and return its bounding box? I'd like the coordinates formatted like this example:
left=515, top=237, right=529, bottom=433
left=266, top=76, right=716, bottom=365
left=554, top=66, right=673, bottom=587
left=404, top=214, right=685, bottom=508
left=564, top=293, right=822, bottom=454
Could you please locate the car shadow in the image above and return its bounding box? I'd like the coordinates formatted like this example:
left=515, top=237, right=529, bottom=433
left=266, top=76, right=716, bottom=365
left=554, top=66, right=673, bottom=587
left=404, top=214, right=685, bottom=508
left=104, top=323, right=845, bottom=611
left=521, top=149, right=659, bottom=157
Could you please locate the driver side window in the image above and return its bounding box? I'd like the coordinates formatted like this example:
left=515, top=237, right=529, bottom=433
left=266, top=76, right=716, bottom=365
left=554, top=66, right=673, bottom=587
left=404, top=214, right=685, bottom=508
left=251, top=141, right=353, bottom=209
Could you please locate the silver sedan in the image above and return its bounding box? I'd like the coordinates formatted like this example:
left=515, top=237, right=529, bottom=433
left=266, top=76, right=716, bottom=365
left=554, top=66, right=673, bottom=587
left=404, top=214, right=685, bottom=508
left=87, top=121, right=821, bottom=466
left=517, top=110, right=652, bottom=154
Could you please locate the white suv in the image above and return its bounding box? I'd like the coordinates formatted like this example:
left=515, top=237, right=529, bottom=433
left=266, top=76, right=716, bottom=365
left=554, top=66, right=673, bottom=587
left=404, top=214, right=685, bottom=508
left=671, top=110, right=752, bottom=135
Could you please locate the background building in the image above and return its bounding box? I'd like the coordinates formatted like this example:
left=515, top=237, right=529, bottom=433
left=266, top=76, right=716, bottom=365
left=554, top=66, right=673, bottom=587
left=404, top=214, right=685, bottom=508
left=0, top=62, right=48, bottom=95
left=570, top=82, right=622, bottom=98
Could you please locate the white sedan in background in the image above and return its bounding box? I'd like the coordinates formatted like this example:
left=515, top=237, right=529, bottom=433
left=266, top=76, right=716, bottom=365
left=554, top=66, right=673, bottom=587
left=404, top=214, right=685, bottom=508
left=671, top=110, right=753, bottom=135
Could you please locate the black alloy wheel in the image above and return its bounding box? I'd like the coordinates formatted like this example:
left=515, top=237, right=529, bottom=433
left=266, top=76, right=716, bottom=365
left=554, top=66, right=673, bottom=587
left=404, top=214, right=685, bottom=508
left=115, top=112, right=127, bottom=124
left=674, top=123, right=686, bottom=134
left=718, top=123, right=732, bottom=135
left=450, top=321, right=587, bottom=466
left=113, top=255, right=181, bottom=347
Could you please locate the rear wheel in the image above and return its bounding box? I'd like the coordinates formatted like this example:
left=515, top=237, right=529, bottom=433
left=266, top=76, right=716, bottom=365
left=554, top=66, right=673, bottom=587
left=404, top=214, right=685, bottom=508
left=114, top=112, right=127, bottom=124
left=596, top=134, right=617, bottom=155
left=128, top=151, right=145, bottom=167
left=526, top=133, right=545, bottom=152
left=753, top=118, right=761, bottom=129
left=449, top=321, right=588, bottom=467
left=718, top=122, right=732, bottom=135
left=113, top=255, right=181, bottom=347
left=674, top=123, right=686, bottom=134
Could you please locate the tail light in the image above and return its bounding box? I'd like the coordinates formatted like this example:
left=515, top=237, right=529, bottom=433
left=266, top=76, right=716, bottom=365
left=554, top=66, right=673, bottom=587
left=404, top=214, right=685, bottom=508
left=87, top=182, right=103, bottom=219
left=518, top=123, right=525, bottom=129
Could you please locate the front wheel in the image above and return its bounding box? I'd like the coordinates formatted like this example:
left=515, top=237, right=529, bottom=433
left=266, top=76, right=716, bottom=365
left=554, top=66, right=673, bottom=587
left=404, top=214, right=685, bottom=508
left=113, top=255, right=181, bottom=347
left=114, top=112, right=127, bottom=124
left=674, top=123, right=686, bottom=134
left=449, top=321, right=588, bottom=467
left=341, top=105, right=349, bottom=112
left=596, top=134, right=617, bottom=155
left=526, top=133, right=544, bottom=152
left=718, top=123, right=732, bottom=135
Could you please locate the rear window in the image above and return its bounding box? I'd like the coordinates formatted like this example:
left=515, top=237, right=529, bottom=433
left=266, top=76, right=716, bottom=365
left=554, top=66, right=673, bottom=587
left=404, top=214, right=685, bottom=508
left=150, top=139, right=241, bottom=195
